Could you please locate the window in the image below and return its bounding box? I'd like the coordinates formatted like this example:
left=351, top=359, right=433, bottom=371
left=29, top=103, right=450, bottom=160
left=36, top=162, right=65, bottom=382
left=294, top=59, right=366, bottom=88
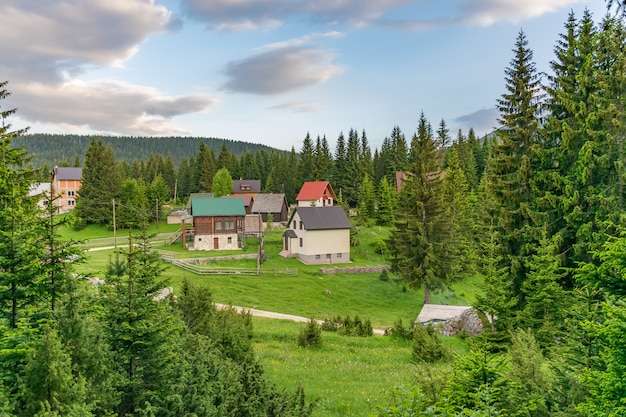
left=227, top=237, right=232, bottom=244
left=315, top=254, right=321, bottom=260
left=299, top=221, right=303, bottom=230
left=299, top=238, right=303, bottom=247
left=67, top=190, right=75, bottom=196
left=43, top=200, right=49, bottom=206
left=326, top=254, right=331, bottom=259
left=215, top=221, right=223, bottom=231
left=68, top=200, right=75, bottom=206
left=240, top=185, right=251, bottom=191
left=337, top=253, right=342, bottom=258
left=224, top=220, right=234, bottom=230
left=292, top=220, right=296, bottom=229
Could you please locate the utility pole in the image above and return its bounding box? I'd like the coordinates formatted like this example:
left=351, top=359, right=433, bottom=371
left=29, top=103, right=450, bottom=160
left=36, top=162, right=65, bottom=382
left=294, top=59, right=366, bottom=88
left=112, top=198, right=117, bottom=249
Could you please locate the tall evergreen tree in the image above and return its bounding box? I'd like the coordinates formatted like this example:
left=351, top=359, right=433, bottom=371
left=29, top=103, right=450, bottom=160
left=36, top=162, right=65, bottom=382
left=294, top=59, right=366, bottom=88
left=481, top=30, right=542, bottom=316
left=332, top=133, right=348, bottom=199
left=387, top=114, right=452, bottom=303
left=195, top=142, right=216, bottom=192
left=297, top=132, right=315, bottom=187
left=75, top=139, right=121, bottom=226
left=344, top=128, right=362, bottom=205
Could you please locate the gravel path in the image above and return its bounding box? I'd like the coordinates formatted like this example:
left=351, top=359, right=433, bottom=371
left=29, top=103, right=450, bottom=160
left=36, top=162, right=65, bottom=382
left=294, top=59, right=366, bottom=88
left=215, top=303, right=386, bottom=335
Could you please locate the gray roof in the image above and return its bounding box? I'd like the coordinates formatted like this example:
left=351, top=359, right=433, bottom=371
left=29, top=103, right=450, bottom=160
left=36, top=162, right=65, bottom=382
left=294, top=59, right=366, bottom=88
left=252, top=193, right=287, bottom=213
left=417, top=304, right=472, bottom=324
left=291, top=206, right=351, bottom=230
left=54, top=167, right=82, bottom=181
left=283, top=229, right=297, bottom=238
left=29, top=182, right=51, bottom=197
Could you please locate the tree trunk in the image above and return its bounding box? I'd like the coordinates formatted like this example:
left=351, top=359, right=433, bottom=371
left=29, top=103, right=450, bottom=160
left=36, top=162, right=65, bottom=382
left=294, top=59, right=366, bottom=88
left=424, top=283, right=431, bottom=304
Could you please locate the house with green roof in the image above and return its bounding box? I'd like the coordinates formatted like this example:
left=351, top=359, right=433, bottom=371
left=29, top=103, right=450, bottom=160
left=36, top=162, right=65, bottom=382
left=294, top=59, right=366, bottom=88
left=185, top=197, right=246, bottom=250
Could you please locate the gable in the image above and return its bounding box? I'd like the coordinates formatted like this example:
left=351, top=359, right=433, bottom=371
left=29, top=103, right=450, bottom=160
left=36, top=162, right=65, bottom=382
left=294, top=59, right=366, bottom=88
left=296, top=181, right=336, bottom=201
left=232, top=179, right=261, bottom=194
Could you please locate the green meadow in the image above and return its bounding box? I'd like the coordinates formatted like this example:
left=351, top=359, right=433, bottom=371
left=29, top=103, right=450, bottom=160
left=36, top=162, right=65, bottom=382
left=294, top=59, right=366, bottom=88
left=72, top=220, right=480, bottom=417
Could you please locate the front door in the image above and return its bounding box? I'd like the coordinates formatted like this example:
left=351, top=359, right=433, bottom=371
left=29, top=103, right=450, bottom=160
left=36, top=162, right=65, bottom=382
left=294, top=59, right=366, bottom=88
left=214, top=237, right=219, bottom=250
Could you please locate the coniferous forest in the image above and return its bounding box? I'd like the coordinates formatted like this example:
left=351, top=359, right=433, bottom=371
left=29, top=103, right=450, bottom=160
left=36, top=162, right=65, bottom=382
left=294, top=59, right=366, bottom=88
left=2, top=7, right=626, bottom=417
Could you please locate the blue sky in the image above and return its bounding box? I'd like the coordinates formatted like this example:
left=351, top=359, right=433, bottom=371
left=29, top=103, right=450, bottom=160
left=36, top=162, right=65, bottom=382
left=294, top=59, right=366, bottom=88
left=1, top=0, right=608, bottom=152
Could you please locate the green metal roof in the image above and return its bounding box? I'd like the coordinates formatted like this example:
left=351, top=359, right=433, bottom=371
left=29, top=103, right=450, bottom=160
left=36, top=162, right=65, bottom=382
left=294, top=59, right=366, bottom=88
left=191, top=197, right=246, bottom=217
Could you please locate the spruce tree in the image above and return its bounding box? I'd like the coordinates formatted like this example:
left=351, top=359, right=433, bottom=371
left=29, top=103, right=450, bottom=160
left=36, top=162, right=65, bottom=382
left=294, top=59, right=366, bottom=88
left=481, top=30, right=542, bottom=314
left=297, top=132, right=315, bottom=187
left=195, top=142, right=216, bottom=192
left=387, top=114, right=452, bottom=303
left=75, top=139, right=121, bottom=226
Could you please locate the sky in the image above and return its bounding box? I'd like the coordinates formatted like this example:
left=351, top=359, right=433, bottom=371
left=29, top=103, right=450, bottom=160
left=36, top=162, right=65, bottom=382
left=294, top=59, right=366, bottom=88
left=0, top=0, right=610, bottom=152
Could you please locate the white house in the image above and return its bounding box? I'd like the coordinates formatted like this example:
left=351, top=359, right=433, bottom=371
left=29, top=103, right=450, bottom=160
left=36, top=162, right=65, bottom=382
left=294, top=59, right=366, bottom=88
left=280, top=206, right=351, bottom=264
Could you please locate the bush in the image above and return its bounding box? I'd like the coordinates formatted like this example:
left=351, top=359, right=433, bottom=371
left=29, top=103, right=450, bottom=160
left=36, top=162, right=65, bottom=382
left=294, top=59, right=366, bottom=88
left=298, top=318, right=322, bottom=348
left=379, top=269, right=390, bottom=282
left=388, top=317, right=414, bottom=340
left=321, top=315, right=342, bottom=332
left=412, top=324, right=452, bottom=363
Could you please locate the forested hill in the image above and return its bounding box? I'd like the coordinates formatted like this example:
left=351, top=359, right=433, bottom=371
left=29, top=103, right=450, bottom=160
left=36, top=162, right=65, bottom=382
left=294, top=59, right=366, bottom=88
left=13, top=133, right=282, bottom=167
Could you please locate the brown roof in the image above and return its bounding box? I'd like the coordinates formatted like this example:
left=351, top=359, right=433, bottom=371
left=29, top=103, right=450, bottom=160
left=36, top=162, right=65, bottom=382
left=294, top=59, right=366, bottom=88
left=232, top=179, right=261, bottom=194
left=252, top=193, right=287, bottom=213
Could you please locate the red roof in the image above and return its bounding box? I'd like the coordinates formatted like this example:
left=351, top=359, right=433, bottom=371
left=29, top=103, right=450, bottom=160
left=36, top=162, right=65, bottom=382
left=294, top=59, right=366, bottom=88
left=296, top=181, right=337, bottom=201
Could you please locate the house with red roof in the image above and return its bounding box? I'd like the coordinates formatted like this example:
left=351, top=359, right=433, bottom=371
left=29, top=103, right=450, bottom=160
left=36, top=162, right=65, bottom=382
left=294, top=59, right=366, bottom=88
left=296, top=181, right=336, bottom=207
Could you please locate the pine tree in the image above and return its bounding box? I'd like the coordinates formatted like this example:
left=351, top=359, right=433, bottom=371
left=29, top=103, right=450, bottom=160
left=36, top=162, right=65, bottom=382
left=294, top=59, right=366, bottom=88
left=75, top=139, right=121, bottom=226
left=357, top=174, right=376, bottom=220
left=102, top=233, right=178, bottom=416
left=387, top=114, right=453, bottom=303
left=195, top=142, right=216, bottom=192
left=344, top=128, right=362, bottom=205
left=332, top=133, right=348, bottom=198
left=147, top=174, right=169, bottom=222
left=23, top=326, right=92, bottom=416
left=360, top=130, right=374, bottom=181
left=297, top=132, right=315, bottom=187
left=376, top=176, right=396, bottom=226
left=481, top=30, right=542, bottom=313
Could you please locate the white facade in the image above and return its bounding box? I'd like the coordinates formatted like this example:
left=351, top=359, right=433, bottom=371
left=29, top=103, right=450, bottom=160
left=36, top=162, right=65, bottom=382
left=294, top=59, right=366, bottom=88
left=283, top=211, right=350, bottom=264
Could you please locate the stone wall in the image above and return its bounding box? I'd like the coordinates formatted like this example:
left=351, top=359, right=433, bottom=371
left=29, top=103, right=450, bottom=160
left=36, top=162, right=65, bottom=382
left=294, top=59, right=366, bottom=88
left=320, top=265, right=388, bottom=274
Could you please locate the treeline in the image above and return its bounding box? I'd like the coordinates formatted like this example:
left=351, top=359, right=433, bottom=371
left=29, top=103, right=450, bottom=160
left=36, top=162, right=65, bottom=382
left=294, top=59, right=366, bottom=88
left=14, top=133, right=280, bottom=168
left=0, top=83, right=314, bottom=416
left=374, top=10, right=626, bottom=416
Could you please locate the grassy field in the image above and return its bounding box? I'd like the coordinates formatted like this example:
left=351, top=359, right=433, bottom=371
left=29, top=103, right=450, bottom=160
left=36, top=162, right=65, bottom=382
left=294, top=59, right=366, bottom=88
left=73, top=221, right=482, bottom=416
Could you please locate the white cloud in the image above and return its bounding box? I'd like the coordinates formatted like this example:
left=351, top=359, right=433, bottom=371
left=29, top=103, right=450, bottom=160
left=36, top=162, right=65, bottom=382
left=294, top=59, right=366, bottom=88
left=12, top=80, right=218, bottom=136
left=180, top=0, right=585, bottom=31
left=270, top=100, right=322, bottom=113
left=223, top=46, right=345, bottom=95
left=0, top=0, right=174, bottom=83
left=458, top=0, right=586, bottom=26
left=258, top=31, right=345, bottom=51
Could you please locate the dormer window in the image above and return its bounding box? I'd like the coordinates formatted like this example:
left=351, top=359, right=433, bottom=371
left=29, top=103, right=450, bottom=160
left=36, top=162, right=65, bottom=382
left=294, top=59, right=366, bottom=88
left=240, top=185, right=251, bottom=191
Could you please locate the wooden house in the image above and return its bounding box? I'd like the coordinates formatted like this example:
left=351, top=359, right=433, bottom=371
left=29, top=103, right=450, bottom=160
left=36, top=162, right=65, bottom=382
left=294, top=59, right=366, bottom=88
left=185, top=197, right=246, bottom=250
left=251, top=193, right=289, bottom=223
left=280, top=206, right=351, bottom=264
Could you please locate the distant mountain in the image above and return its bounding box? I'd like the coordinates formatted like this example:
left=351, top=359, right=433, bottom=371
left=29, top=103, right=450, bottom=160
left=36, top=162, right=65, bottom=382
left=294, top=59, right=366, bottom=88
left=13, top=134, right=282, bottom=168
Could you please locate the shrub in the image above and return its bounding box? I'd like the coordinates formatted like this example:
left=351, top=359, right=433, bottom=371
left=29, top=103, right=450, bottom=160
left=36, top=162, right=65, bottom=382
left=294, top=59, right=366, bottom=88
left=389, top=317, right=414, bottom=340
left=379, top=269, right=390, bottom=282
left=321, top=315, right=342, bottom=332
left=298, top=318, right=322, bottom=348
left=412, top=324, right=452, bottom=363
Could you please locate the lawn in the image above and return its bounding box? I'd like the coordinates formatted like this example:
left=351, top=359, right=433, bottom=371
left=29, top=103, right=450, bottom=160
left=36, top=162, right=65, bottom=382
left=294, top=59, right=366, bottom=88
left=77, top=225, right=482, bottom=329
left=73, top=222, right=482, bottom=416
left=252, top=317, right=468, bottom=417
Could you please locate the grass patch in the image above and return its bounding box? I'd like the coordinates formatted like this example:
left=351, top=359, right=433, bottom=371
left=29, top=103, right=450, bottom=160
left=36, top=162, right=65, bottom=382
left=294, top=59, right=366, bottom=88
left=252, top=317, right=469, bottom=417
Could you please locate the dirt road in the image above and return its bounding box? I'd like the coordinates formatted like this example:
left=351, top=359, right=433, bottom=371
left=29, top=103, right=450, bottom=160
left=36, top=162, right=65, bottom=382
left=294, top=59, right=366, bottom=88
left=215, top=303, right=386, bottom=335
